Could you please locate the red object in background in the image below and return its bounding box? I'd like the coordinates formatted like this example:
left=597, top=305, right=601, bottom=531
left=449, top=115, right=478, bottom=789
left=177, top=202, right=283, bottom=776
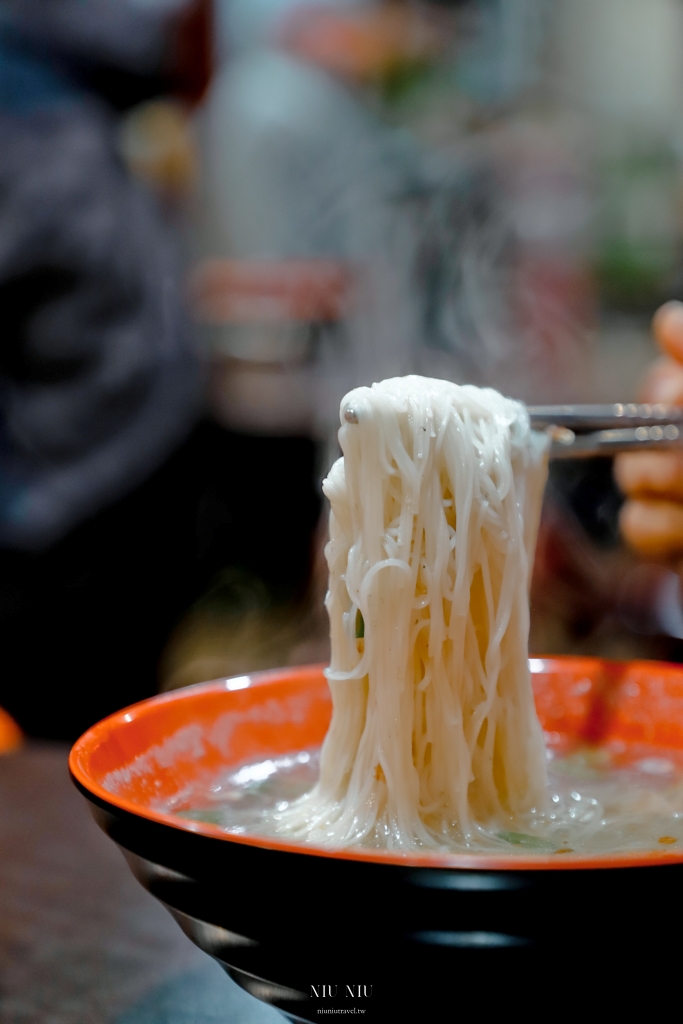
left=190, top=259, right=355, bottom=324
left=0, top=707, right=22, bottom=754
left=70, top=657, right=683, bottom=871
left=170, top=0, right=214, bottom=106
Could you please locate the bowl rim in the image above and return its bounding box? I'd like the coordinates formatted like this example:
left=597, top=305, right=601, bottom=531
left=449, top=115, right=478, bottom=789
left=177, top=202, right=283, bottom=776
left=69, top=658, right=683, bottom=873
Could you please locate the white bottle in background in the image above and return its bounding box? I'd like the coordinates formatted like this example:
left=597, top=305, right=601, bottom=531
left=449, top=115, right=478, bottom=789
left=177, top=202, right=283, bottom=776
left=193, top=0, right=420, bottom=441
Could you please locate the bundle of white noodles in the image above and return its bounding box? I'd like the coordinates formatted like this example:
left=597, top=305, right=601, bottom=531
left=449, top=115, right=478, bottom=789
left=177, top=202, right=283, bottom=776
left=279, top=376, right=550, bottom=850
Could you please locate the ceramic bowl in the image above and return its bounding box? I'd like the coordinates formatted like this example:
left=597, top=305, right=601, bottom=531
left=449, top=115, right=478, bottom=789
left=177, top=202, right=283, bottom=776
left=70, top=658, right=683, bottom=1020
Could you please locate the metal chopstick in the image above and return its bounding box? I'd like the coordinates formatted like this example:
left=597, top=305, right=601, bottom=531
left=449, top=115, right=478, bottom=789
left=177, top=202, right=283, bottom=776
left=343, top=403, right=683, bottom=459
left=528, top=404, right=683, bottom=459
left=546, top=425, right=682, bottom=459
left=528, top=403, right=683, bottom=432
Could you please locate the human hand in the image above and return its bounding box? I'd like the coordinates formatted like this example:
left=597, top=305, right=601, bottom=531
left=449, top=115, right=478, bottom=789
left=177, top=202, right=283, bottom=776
left=615, top=302, right=683, bottom=561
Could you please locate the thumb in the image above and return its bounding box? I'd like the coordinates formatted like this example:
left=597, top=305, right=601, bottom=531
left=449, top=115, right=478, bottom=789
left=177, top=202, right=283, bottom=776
left=653, top=301, right=683, bottom=364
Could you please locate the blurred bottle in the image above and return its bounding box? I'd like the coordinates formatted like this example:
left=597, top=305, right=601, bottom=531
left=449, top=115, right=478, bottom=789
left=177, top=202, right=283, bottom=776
left=193, top=0, right=446, bottom=449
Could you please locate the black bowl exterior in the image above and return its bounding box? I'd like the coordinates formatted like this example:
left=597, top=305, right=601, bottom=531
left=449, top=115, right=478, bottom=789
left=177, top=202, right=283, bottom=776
left=74, top=776, right=683, bottom=1020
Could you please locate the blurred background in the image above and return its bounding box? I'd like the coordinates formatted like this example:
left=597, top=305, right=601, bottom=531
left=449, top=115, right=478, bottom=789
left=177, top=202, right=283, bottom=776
left=3, top=0, right=683, bottom=741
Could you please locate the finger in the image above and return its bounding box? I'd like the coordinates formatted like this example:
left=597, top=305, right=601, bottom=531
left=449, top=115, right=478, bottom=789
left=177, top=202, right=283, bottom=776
left=653, top=301, right=683, bottom=364
left=638, top=356, right=683, bottom=404
left=620, top=498, right=683, bottom=559
left=615, top=450, right=683, bottom=500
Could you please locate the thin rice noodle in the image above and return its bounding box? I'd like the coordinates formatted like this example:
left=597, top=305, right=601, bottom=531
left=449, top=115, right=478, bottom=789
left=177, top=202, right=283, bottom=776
left=279, top=376, right=550, bottom=850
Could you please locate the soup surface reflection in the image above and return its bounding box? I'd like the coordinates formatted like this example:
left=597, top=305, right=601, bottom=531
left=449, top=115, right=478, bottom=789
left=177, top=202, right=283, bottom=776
left=161, top=746, right=683, bottom=855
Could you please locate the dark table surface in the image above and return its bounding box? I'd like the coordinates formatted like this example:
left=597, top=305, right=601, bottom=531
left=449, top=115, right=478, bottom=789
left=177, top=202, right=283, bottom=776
left=0, top=744, right=282, bottom=1024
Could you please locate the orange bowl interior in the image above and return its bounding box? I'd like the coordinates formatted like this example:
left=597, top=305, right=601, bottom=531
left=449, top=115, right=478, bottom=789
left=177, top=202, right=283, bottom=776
left=70, top=657, right=683, bottom=871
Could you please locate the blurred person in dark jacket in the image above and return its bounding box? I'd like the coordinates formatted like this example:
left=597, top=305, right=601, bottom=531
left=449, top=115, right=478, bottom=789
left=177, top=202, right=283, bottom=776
left=0, top=0, right=258, bottom=740
left=0, top=2, right=201, bottom=551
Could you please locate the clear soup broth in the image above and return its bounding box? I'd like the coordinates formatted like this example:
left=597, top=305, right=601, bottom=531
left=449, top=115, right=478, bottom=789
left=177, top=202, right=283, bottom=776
left=162, top=745, right=683, bottom=855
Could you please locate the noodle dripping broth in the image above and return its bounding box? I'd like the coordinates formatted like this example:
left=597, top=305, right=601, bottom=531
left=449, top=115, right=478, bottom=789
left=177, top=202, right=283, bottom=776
left=163, top=376, right=683, bottom=861
left=274, top=376, right=551, bottom=849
